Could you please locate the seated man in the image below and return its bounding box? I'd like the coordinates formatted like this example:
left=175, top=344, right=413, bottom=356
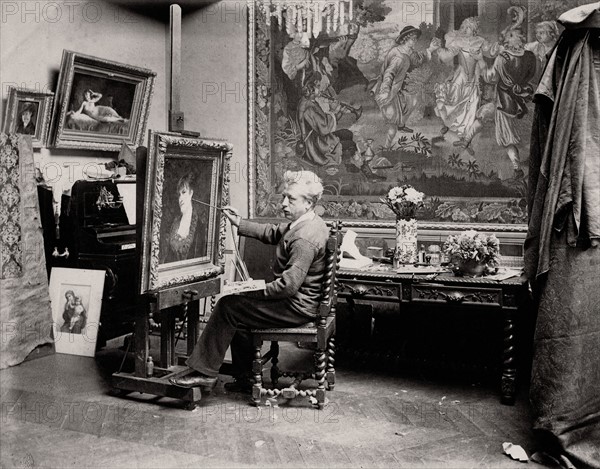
left=169, top=170, right=330, bottom=391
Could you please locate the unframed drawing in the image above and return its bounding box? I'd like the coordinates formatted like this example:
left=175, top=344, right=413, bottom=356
left=49, top=268, right=105, bottom=357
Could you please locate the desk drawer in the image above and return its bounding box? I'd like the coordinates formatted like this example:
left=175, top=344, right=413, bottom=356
left=338, top=279, right=400, bottom=302
left=410, top=284, right=503, bottom=307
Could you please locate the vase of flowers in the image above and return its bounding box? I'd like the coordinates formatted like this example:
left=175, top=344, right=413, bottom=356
left=443, top=230, right=501, bottom=277
left=380, top=185, right=424, bottom=267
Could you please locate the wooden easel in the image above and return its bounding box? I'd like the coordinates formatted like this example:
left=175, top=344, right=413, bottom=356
left=111, top=145, right=220, bottom=409
left=111, top=5, right=217, bottom=409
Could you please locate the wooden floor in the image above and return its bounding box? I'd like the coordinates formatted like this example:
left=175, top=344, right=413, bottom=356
left=1, top=341, right=548, bottom=469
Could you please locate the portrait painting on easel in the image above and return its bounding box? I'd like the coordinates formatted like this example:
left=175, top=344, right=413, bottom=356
left=138, top=132, right=233, bottom=294
left=158, top=157, right=214, bottom=265
left=249, top=0, right=586, bottom=224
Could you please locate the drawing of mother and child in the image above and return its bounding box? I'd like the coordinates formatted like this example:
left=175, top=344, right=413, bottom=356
left=60, top=290, right=87, bottom=335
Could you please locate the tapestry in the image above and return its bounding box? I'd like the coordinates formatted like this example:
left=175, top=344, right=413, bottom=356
left=249, top=0, right=590, bottom=223
left=0, top=134, right=53, bottom=369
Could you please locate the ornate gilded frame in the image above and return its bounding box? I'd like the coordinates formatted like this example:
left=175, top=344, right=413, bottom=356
left=139, top=131, right=232, bottom=294
left=2, top=87, right=54, bottom=148
left=50, top=50, right=155, bottom=151
left=247, top=0, right=530, bottom=238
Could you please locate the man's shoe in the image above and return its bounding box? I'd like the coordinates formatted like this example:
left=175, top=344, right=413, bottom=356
left=169, top=373, right=217, bottom=389
left=224, top=379, right=254, bottom=394
left=398, top=126, right=413, bottom=133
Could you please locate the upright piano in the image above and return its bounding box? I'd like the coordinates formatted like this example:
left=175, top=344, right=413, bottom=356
left=38, top=179, right=138, bottom=347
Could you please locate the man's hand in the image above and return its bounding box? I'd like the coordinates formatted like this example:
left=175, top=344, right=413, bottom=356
left=375, top=92, right=391, bottom=107
left=222, top=205, right=242, bottom=227
left=469, top=46, right=484, bottom=62
left=428, top=37, right=441, bottom=53
left=329, top=100, right=342, bottom=113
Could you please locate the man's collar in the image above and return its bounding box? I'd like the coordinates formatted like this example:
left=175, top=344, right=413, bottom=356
left=289, top=210, right=316, bottom=230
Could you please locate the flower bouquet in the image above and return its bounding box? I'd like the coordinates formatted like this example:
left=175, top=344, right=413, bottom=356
left=381, top=185, right=424, bottom=266
left=380, top=185, right=424, bottom=220
left=443, top=230, right=501, bottom=277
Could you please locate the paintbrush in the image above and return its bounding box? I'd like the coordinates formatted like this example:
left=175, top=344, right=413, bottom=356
left=192, top=198, right=250, bottom=279
left=192, top=198, right=229, bottom=211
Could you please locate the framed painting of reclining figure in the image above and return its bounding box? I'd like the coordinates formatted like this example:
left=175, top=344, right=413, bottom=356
left=248, top=0, right=572, bottom=228
left=50, top=50, right=156, bottom=151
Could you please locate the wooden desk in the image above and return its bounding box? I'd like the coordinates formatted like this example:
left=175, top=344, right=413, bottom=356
left=337, top=265, right=527, bottom=405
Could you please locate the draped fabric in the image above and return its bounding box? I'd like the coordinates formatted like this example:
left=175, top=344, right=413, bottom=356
left=524, top=28, right=600, bottom=281
left=0, top=135, right=53, bottom=369
left=525, top=6, right=600, bottom=467
left=529, top=232, right=600, bottom=469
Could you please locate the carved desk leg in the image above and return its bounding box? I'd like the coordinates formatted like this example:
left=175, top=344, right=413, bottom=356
left=502, top=308, right=517, bottom=405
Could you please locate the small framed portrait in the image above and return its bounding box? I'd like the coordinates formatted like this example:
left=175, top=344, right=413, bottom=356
left=2, top=87, right=54, bottom=147
left=49, top=267, right=105, bottom=357
left=139, top=131, right=233, bottom=293
left=51, top=50, right=156, bottom=151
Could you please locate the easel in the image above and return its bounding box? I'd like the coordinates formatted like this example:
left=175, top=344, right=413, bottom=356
left=112, top=4, right=217, bottom=409
left=111, top=146, right=220, bottom=409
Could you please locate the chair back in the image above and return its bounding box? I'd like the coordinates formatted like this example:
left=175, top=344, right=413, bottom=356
left=318, top=221, right=343, bottom=319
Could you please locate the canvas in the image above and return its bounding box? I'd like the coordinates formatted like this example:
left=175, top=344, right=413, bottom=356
left=2, top=87, right=54, bottom=148
left=51, top=50, right=155, bottom=151
left=139, top=132, right=233, bottom=293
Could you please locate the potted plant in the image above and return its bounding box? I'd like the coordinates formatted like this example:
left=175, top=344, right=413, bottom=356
left=443, top=230, right=501, bottom=277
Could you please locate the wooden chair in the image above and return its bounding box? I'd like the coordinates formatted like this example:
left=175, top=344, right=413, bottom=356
left=248, top=221, right=342, bottom=409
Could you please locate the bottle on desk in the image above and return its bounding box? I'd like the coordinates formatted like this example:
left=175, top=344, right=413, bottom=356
left=418, top=245, right=426, bottom=264
left=146, top=356, right=154, bottom=377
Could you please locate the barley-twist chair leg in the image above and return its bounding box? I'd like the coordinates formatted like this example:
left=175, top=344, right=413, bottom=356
left=269, top=341, right=280, bottom=387
left=315, top=348, right=327, bottom=409
left=252, top=342, right=264, bottom=406
left=326, top=336, right=336, bottom=391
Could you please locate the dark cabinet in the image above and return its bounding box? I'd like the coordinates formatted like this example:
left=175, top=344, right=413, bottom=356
left=38, top=181, right=137, bottom=348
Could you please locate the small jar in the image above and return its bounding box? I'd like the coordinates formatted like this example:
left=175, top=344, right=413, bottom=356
left=418, top=244, right=426, bottom=263
left=427, top=244, right=441, bottom=265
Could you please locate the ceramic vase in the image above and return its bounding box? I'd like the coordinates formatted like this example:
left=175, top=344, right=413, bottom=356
left=393, top=217, right=418, bottom=267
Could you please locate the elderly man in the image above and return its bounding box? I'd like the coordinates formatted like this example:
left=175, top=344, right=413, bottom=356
left=170, top=170, right=330, bottom=391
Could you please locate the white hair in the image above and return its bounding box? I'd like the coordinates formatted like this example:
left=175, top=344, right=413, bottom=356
left=282, top=170, right=324, bottom=205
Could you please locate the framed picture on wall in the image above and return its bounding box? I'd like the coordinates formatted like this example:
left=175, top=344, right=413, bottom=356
left=49, top=267, right=105, bottom=357
left=50, top=50, right=156, bottom=151
left=139, top=131, right=233, bottom=293
left=2, top=87, right=54, bottom=148
left=247, top=0, right=564, bottom=234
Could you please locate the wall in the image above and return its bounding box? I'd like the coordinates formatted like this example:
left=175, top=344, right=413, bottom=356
left=0, top=0, right=169, bottom=185
left=0, top=0, right=249, bottom=211
left=1, top=0, right=250, bottom=281
left=181, top=1, right=248, bottom=216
